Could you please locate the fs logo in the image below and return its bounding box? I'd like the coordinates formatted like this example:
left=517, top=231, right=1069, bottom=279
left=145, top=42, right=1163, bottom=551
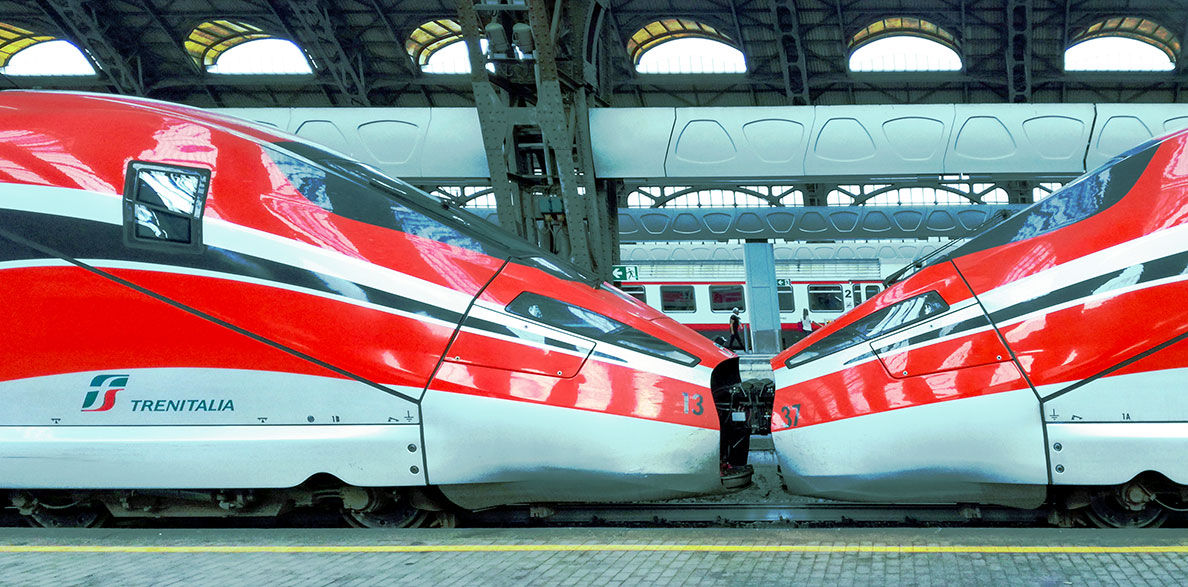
left=81, top=374, right=129, bottom=412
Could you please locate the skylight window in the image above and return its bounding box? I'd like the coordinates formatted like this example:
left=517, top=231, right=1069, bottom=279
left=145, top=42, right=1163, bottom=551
left=207, top=39, right=312, bottom=74
left=1064, top=18, right=1179, bottom=71
left=848, top=18, right=961, bottom=72
left=186, top=20, right=311, bottom=75
left=0, top=23, right=94, bottom=77
left=422, top=40, right=471, bottom=73
left=408, top=19, right=484, bottom=74
left=637, top=38, right=746, bottom=74
left=420, top=38, right=493, bottom=74
left=1, top=39, right=95, bottom=76
left=629, top=19, right=746, bottom=74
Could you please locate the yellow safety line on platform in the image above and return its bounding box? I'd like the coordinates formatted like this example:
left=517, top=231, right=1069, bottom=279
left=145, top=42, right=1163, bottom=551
left=1, top=544, right=1187, bottom=554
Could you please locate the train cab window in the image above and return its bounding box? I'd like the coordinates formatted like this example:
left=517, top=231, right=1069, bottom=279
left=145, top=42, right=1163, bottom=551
left=122, top=161, right=210, bottom=252
left=865, top=285, right=881, bottom=300
left=709, top=285, right=745, bottom=312
left=778, top=285, right=795, bottom=312
left=660, top=285, right=696, bottom=312
left=620, top=285, right=647, bottom=304
left=808, top=285, right=844, bottom=312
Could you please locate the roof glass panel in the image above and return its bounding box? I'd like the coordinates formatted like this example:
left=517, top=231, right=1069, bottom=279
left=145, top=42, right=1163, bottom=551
left=0, top=22, right=54, bottom=68
left=0, top=38, right=95, bottom=76
left=848, top=18, right=961, bottom=72
left=1065, top=17, right=1178, bottom=71
left=185, top=19, right=311, bottom=74
left=406, top=19, right=465, bottom=68
left=636, top=37, right=746, bottom=73
left=206, top=38, right=312, bottom=75
left=627, top=19, right=739, bottom=68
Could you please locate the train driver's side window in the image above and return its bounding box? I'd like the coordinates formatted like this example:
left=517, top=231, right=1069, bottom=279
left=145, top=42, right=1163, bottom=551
left=808, top=285, right=844, bottom=312
left=122, top=161, right=210, bottom=253
left=660, top=285, right=696, bottom=312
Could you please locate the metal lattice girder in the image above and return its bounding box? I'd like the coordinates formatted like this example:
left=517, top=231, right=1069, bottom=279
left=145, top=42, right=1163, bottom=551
left=525, top=0, right=613, bottom=276
left=38, top=0, right=143, bottom=95
left=1007, top=0, right=1032, bottom=103
left=455, top=0, right=527, bottom=240
left=271, top=0, right=370, bottom=106
left=770, top=0, right=811, bottom=105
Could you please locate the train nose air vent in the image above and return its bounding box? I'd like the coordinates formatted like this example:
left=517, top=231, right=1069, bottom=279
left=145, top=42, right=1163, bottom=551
left=443, top=305, right=594, bottom=378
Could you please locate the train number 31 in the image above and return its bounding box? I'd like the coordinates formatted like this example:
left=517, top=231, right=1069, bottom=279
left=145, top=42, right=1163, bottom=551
left=781, top=404, right=801, bottom=427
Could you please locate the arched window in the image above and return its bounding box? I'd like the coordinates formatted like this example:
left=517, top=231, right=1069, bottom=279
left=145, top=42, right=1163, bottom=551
left=186, top=20, right=311, bottom=75
left=1064, top=17, right=1178, bottom=71
left=628, top=20, right=746, bottom=74
left=0, top=23, right=94, bottom=76
left=407, top=19, right=475, bottom=74
left=848, top=18, right=961, bottom=72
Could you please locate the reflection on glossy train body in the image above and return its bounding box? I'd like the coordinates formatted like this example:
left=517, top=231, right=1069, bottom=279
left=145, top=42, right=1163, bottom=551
left=772, top=127, right=1188, bottom=527
left=0, top=91, right=753, bottom=528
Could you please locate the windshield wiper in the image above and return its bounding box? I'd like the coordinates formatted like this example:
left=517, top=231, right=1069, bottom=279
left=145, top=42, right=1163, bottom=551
left=883, top=208, right=1012, bottom=287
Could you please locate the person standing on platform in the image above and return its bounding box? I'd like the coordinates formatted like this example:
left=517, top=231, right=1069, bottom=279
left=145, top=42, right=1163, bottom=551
left=728, top=307, right=744, bottom=351
left=801, top=309, right=814, bottom=339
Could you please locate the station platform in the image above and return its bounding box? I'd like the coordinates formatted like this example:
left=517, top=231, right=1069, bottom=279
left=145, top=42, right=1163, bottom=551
left=1, top=527, right=1185, bottom=585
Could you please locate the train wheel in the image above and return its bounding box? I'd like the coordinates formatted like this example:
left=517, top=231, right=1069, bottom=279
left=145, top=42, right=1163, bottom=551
left=15, top=493, right=110, bottom=528
left=1083, top=483, right=1169, bottom=528
left=342, top=491, right=430, bottom=528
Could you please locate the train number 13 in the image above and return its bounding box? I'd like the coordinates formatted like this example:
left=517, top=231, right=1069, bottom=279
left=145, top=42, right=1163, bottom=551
left=780, top=404, right=800, bottom=427
left=682, top=393, right=704, bottom=415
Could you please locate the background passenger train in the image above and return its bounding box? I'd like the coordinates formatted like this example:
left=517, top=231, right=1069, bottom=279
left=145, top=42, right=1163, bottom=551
left=619, top=264, right=883, bottom=349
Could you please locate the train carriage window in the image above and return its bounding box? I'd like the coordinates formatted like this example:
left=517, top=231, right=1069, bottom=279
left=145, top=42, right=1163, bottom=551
left=660, top=285, right=696, bottom=312
left=865, top=285, right=881, bottom=300
left=852, top=284, right=862, bottom=304
left=619, top=285, right=647, bottom=304
left=808, top=285, right=844, bottom=312
left=778, top=285, right=795, bottom=311
left=122, top=161, right=210, bottom=252
left=709, top=285, right=745, bottom=312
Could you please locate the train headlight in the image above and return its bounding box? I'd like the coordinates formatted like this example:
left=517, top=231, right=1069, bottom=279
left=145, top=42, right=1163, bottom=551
left=507, top=292, right=700, bottom=366
left=785, top=290, right=948, bottom=368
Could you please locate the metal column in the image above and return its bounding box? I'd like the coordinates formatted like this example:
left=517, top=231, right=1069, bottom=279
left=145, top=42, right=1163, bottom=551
left=743, top=240, right=782, bottom=354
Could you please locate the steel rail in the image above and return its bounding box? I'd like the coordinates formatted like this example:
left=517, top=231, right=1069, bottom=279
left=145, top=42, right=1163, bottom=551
left=466, top=502, right=1051, bottom=526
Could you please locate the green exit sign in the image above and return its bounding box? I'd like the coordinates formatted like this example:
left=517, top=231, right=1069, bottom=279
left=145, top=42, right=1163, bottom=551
left=611, top=265, right=639, bottom=281
left=777, top=278, right=791, bottom=287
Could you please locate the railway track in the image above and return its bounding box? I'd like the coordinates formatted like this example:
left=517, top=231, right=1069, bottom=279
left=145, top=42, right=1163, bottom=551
left=466, top=502, right=1053, bottom=526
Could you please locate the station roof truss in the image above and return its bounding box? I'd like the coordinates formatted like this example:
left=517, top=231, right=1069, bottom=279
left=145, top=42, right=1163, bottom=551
left=0, top=0, right=1186, bottom=107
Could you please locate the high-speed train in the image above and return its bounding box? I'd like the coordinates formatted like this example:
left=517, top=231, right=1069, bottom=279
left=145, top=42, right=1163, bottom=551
left=771, top=128, right=1188, bottom=527
left=0, top=91, right=756, bottom=527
